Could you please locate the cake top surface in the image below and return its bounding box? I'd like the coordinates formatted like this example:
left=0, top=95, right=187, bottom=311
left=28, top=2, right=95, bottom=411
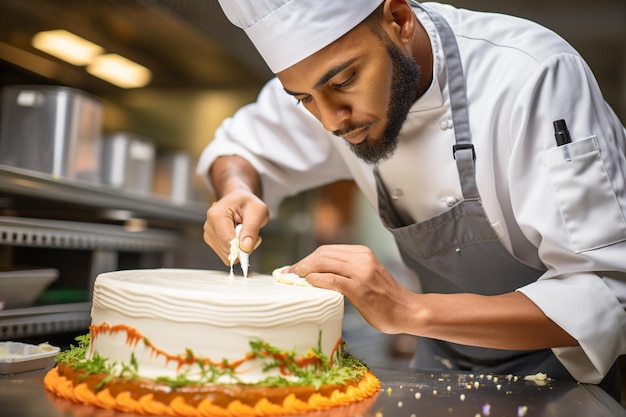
left=92, top=269, right=344, bottom=327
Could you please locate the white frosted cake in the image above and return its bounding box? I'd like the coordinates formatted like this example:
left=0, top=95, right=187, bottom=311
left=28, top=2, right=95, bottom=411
left=44, top=269, right=380, bottom=416
left=88, top=269, right=344, bottom=383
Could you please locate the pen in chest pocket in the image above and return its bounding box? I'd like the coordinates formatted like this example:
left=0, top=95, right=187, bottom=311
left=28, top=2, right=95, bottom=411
left=553, top=119, right=572, bottom=160
left=553, top=119, right=572, bottom=146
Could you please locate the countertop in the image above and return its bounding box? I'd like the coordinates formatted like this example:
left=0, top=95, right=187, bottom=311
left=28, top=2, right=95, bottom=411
left=1, top=366, right=625, bottom=417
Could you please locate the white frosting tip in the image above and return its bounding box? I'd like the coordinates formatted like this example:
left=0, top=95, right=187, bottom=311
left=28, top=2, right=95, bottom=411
left=229, top=224, right=250, bottom=278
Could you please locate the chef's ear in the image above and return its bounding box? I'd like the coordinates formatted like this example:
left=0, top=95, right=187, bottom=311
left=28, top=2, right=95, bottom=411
left=383, top=0, right=416, bottom=45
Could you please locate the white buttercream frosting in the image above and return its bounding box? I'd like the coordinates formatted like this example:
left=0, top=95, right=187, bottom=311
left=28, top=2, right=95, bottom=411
left=272, top=266, right=311, bottom=286
left=88, top=269, right=344, bottom=383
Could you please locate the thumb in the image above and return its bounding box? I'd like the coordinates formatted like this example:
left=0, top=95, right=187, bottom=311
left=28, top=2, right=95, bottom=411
left=239, top=235, right=262, bottom=253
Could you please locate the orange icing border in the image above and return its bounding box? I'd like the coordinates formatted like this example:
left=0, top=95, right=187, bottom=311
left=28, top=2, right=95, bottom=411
left=89, top=323, right=343, bottom=376
left=44, top=366, right=381, bottom=417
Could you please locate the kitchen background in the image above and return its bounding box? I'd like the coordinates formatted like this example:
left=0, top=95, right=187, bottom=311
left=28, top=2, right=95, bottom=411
left=0, top=0, right=624, bottom=396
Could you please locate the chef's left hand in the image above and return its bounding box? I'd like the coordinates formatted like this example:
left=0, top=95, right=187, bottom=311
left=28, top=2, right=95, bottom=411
left=287, top=244, right=415, bottom=334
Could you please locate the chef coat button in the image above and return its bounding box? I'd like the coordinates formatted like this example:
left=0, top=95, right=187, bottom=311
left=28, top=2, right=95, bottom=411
left=439, top=119, right=449, bottom=130
left=447, top=119, right=454, bottom=129
left=445, top=196, right=457, bottom=207
left=391, top=189, right=404, bottom=200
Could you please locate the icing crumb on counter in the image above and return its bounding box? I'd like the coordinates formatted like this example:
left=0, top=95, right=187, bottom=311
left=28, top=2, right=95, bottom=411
left=523, top=372, right=550, bottom=386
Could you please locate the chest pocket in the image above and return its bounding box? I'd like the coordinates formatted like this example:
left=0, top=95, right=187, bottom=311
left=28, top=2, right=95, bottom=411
left=542, top=135, right=626, bottom=252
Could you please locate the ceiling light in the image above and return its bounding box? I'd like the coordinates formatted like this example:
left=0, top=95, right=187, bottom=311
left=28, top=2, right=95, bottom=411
left=87, top=54, right=152, bottom=88
left=32, top=29, right=103, bottom=66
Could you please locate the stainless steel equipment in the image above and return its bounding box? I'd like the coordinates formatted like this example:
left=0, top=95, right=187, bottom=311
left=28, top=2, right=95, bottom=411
left=101, top=132, right=155, bottom=194
left=153, top=150, right=193, bottom=203
left=0, top=85, right=103, bottom=183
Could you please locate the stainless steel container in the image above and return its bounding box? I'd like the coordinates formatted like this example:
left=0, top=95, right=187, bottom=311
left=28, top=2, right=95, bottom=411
left=101, top=132, right=155, bottom=194
left=153, top=151, right=193, bottom=203
left=0, top=85, right=103, bottom=183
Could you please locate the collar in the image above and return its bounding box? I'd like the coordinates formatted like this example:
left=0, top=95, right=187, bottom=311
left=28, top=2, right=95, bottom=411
left=407, top=6, right=445, bottom=113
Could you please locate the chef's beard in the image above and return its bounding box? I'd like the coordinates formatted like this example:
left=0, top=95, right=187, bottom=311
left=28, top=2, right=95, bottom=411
left=341, top=43, right=421, bottom=165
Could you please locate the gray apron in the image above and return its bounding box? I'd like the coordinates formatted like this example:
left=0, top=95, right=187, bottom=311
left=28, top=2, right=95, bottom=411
left=375, top=3, right=620, bottom=400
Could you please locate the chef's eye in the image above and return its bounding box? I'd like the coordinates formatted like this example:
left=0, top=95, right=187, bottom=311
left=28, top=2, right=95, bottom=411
left=332, top=72, right=355, bottom=89
left=295, top=95, right=312, bottom=105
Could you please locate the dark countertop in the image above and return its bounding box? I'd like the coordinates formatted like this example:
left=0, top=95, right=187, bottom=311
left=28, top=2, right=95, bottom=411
left=1, top=366, right=625, bottom=417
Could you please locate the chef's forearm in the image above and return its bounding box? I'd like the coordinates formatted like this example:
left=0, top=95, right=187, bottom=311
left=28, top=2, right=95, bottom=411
left=210, top=155, right=262, bottom=199
left=411, top=291, right=577, bottom=350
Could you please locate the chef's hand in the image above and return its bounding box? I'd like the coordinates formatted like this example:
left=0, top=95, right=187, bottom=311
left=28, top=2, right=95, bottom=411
left=203, top=155, right=268, bottom=265
left=203, top=189, right=268, bottom=265
left=287, top=245, right=415, bottom=334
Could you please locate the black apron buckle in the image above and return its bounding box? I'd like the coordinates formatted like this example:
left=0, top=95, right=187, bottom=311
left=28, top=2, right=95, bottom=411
left=452, top=143, right=476, bottom=160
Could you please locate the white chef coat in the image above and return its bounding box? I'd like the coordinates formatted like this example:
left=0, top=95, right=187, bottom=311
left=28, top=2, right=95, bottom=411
left=197, top=2, right=626, bottom=384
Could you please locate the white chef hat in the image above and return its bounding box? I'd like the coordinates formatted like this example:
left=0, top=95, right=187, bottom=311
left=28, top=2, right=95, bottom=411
left=218, top=0, right=384, bottom=73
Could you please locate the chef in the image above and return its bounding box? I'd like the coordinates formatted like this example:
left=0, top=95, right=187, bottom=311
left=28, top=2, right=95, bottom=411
left=197, top=0, right=626, bottom=401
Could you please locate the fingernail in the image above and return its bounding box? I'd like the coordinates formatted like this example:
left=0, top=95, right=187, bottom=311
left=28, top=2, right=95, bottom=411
left=240, top=236, right=253, bottom=252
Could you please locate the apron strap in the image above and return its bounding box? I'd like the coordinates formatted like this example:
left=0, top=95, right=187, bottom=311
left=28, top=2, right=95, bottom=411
left=417, top=3, right=479, bottom=200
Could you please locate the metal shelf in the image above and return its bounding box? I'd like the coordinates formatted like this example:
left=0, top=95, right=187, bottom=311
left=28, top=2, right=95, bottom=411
left=0, top=216, right=181, bottom=252
left=0, top=164, right=207, bottom=224
left=0, top=165, right=207, bottom=341
left=0, top=302, right=91, bottom=340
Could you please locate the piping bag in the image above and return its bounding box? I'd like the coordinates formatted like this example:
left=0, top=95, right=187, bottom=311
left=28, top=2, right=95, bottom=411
left=228, top=224, right=249, bottom=278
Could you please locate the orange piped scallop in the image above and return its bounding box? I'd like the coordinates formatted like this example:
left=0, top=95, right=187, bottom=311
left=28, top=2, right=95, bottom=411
left=253, top=398, right=285, bottom=416
left=59, top=379, right=77, bottom=403
left=307, top=392, right=334, bottom=409
left=95, top=389, right=117, bottom=409
left=170, top=397, right=201, bottom=417
left=226, top=400, right=258, bottom=417
left=282, top=393, right=312, bottom=413
left=330, top=389, right=353, bottom=407
left=139, top=393, right=174, bottom=416
left=115, top=391, right=141, bottom=413
left=42, top=366, right=58, bottom=391
left=73, top=383, right=98, bottom=405
left=197, top=399, right=231, bottom=417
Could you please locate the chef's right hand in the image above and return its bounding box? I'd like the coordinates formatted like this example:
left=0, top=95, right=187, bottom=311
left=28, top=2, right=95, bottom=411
left=203, top=188, right=268, bottom=265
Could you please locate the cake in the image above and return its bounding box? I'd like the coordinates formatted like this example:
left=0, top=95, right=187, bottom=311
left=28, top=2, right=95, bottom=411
left=44, top=269, right=380, bottom=416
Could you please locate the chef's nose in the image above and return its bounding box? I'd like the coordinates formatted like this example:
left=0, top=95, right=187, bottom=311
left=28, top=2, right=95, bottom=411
left=316, top=97, right=351, bottom=132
